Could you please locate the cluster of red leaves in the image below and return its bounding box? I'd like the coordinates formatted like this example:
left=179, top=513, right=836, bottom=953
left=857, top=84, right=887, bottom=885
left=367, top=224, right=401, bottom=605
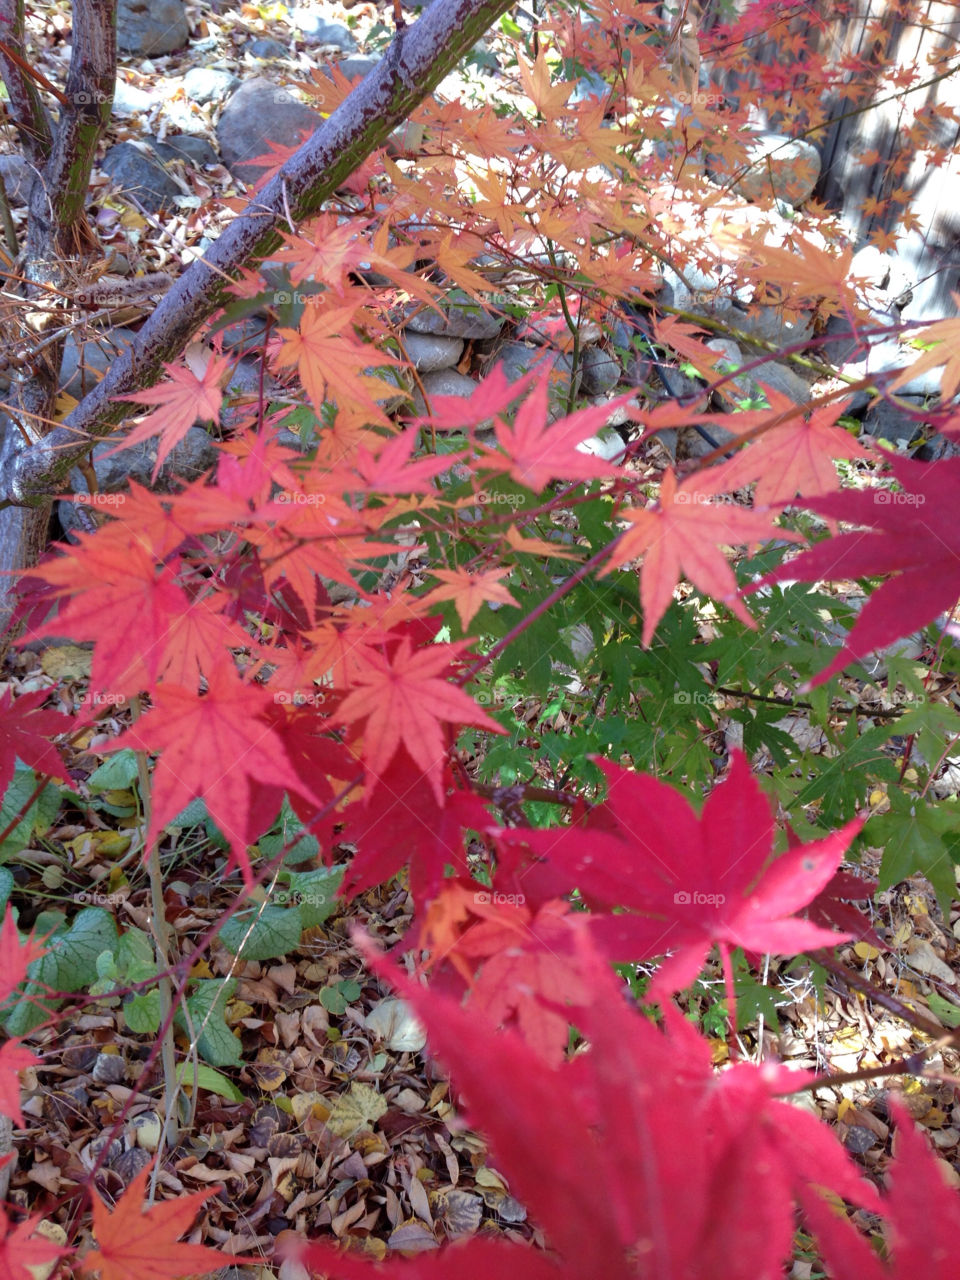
left=3, top=3, right=960, bottom=1271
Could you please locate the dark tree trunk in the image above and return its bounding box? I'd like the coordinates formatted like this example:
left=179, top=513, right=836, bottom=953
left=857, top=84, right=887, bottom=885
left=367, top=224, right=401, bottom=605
left=0, top=0, right=116, bottom=645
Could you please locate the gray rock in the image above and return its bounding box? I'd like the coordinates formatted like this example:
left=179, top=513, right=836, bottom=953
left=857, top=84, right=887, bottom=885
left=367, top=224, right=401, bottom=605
left=221, top=358, right=282, bottom=431
left=224, top=357, right=275, bottom=399
left=111, top=78, right=156, bottom=117
left=515, top=316, right=602, bottom=346
left=861, top=398, right=926, bottom=446
left=729, top=305, right=814, bottom=350
left=0, top=154, right=31, bottom=207
left=744, top=360, right=811, bottom=405
left=58, top=427, right=219, bottom=538
left=841, top=342, right=944, bottom=398
left=705, top=339, right=810, bottom=405
left=216, top=78, right=319, bottom=184
left=245, top=37, right=291, bottom=60
left=914, top=434, right=960, bottom=462
left=149, top=134, right=218, bottom=168
left=293, top=10, right=358, bottom=51
left=220, top=316, right=270, bottom=354
left=116, top=0, right=189, bottom=56
left=401, top=331, right=464, bottom=373
left=323, top=56, right=380, bottom=82
left=60, top=328, right=138, bottom=399
left=580, top=344, right=622, bottom=395
left=711, top=133, right=821, bottom=208
left=100, top=142, right=181, bottom=212
left=411, top=369, right=479, bottom=419
left=180, top=67, right=240, bottom=105
left=404, top=291, right=504, bottom=340
left=489, top=341, right=580, bottom=418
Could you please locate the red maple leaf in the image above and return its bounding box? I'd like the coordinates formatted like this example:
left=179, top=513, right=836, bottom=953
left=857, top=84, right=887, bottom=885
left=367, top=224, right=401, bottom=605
left=413, top=363, right=541, bottom=432
left=0, top=1038, right=39, bottom=1126
left=110, top=348, right=231, bottom=478
left=494, top=752, right=860, bottom=999
left=603, top=468, right=798, bottom=646
left=288, top=926, right=878, bottom=1279
left=23, top=534, right=198, bottom=700
left=338, top=753, right=494, bottom=901
left=103, top=664, right=330, bottom=886
left=79, top=1165, right=235, bottom=1280
left=336, top=638, right=505, bottom=804
left=0, top=1209, right=71, bottom=1280
left=746, top=454, right=960, bottom=687
left=0, top=906, right=46, bottom=1006
left=453, top=898, right=593, bottom=1063
left=0, top=688, right=70, bottom=793
left=351, top=429, right=462, bottom=495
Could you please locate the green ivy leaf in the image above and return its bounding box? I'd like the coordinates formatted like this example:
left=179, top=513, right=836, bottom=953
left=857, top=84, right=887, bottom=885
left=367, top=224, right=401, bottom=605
left=176, top=978, right=242, bottom=1067
left=125, top=988, right=162, bottom=1034
left=2, top=907, right=119, bottom=1036
left=0, top=768, right=62, bottom=861
left=219, top=903, right=304, bottom=962
left=87, top=750, right=140, bottom=793
left=320, top=979, right=362, bottom=1015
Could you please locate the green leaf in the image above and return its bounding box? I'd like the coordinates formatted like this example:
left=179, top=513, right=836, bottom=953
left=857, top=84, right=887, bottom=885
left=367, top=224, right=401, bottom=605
left=2, top=907, right=118, bottom=1036
left=926, top=991, right=960, bottom=1029
left=125, top=988, right=162, bottom=1034
left=219, top=903, right=304, bottom=962
left=0, top=769, right=62, bottom=861
left=320, top=979, right=362, bottom=1015
left=0, top=868, right=14, bottom=914
left=259, top=796, right=319, bottom=865
left=174, top=1061, right=244, bottom=1103
left=87, top=750, right=140, bottom=793
left=176, top=978, right=242, bottom=1067
left=280, top=866, right=344, bottom=927
left=866, top=791, right=960, bottom=913
left=117, top=927, right=155, bottom=972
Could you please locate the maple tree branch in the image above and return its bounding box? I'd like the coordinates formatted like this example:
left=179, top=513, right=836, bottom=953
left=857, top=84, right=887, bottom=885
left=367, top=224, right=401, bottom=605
left=0, top=0, right=516, bottom=513
left=0, top=1, right=53, bottom=166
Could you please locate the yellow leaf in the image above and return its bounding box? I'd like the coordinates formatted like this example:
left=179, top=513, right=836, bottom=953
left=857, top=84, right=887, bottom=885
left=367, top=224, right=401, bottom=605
left=325, top=1082, right=387, bottom=1138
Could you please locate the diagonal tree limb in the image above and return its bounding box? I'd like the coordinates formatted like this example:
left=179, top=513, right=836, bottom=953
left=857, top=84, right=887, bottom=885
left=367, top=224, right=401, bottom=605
left=0, top=0, right=515, bottom=512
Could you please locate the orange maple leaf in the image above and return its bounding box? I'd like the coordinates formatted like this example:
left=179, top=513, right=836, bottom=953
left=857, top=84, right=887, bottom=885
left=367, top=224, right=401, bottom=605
left=426, top=567, right=519, bottom=630
left=273, top=303, right=396, bottom=425
left=517, top=50, right=573, bottom=116
left=111, top=348, right=231, bottom=478
left=603, top=469, right=797, bottom=645
left=888, top=303, right=960, bottom=401
left=478, top=373, right=634, bottom=490
left=79, top=1166, right=232, bottom=1280
left=337, top=638, right=505, bottom=803
left=703, top=389, right=871, bottom=506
